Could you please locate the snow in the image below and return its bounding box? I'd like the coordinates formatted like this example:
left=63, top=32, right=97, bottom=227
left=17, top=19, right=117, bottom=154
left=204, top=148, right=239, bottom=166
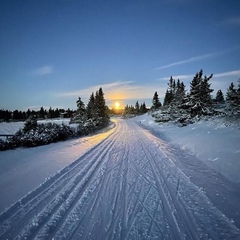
left=0, top=117, right=240, bottom=239
left=134, top=113, right=240, bottom=183
left=0, top=121, right=24, bottom=139
left=0, top=121, right=116, bottom=213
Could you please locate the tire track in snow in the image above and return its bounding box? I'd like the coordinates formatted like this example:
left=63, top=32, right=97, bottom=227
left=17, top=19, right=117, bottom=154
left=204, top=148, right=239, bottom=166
left=138, top=132, right=199, bottom=239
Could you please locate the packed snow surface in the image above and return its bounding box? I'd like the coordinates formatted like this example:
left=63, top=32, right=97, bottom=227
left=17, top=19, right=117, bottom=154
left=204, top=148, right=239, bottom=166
left=0, top=118, right=240, bottom=239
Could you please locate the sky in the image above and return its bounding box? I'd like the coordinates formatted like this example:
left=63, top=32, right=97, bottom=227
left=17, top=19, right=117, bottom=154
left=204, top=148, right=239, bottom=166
left=1, top=0, right=240, bottom=111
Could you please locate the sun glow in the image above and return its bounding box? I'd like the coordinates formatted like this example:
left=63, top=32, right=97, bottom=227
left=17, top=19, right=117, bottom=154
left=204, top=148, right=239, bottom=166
left=114, top=102, right=120, bottom=109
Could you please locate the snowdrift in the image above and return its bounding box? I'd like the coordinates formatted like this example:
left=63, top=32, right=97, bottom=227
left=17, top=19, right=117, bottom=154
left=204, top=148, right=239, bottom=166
left=134, top=114, right=240, bottom=183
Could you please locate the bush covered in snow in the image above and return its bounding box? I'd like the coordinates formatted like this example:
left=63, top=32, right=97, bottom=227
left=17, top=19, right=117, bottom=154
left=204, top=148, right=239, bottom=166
left=0, top=87, right=113, bottom=151
left=150, top=70, right=240, bottom=126
left=70, top=87, right=110, bottom=134
left=0, top=122, right=74, bottom=150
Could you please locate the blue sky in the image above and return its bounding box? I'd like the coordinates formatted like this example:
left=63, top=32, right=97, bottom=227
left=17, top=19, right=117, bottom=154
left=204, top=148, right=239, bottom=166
left=1, top=0, right=240, bottom=110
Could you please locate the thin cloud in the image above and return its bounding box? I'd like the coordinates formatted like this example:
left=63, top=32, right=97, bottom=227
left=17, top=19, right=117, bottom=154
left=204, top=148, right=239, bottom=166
left=154, top=53, right=214, bottom=70
left=160, top=74, right=193, bottom=81
left=154, top=46, right=240, bottom=70
left=227, top=17, right=240, bottom=26
left=30, top=65, right=53, bottom=76
left=214, top=70, right=240, bottom=78
left=58, top=81, right=133, bottom=97
left=57, top=81, right=162, bottom=102
left=159, top=69, right=240, bottom=82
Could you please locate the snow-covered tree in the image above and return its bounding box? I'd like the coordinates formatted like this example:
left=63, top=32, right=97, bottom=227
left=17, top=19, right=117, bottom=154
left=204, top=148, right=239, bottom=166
left=163, top=76, right=176, bottom=106
left=23, top=116, right=37, bottom=133
left=76, top=97, right=85, bottom=114
left=73, top=97, right=86, bottom=123
left=95, top=87, right=109, bottom=120
left=184, top=69, right=213, bottom=116
left=86, top=92, right=95, bottom=119
left=215, top=89, right=225, bottom=103
left=152, top=91, right=162, bottom=109
left=175, top=80, right=186, bottom=106
left=191, top=70, right=213, bottom=105
left=226, top=81, right=240, bottom=112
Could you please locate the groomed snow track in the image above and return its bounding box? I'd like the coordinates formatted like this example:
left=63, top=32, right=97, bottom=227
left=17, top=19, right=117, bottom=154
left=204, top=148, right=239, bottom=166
left=0, top=119, right=239, bottom=239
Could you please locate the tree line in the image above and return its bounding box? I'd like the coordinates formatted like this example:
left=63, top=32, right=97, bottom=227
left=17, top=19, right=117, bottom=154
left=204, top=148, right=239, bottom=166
left=123, top=101, right=148, bottom=116
left=151, top=69, right=240, bottom=117
left=0, top=107, right=74, bottom=121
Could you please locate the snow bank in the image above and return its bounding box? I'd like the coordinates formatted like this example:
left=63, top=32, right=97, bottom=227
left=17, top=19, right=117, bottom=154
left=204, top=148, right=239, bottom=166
left=0, top=121, right=116, bottom=212
left=134, top=114, right=240, bottom=183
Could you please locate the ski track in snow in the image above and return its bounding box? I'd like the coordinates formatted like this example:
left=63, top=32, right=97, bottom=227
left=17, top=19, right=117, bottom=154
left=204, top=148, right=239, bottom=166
left=0, top=119, right=240, bottom=239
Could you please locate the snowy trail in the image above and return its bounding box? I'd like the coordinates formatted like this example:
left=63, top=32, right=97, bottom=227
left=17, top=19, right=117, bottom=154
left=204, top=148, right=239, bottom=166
left=0, top=119, right=239, bottom=239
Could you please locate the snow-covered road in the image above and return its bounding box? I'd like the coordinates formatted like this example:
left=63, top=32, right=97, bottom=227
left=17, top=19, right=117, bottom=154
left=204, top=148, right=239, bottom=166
left=0, top=119, right=239, bottom=239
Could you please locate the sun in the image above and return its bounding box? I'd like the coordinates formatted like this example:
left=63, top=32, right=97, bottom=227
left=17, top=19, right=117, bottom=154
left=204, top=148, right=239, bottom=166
left=114, top=101, right=120, bottom=109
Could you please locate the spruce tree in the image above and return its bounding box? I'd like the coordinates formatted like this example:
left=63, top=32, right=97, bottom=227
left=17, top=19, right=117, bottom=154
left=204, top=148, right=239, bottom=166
left=200, top=74, right=214, bottom=105
left=39, top=107, right=45, bottom=119
left=163, top=76, right=176, bottom=106
left=163, top=90, right=170, bottom=106
left=226, top=81, right=240, bottom=109
left=175, top=80, right=186, bottom=105
left=135, top=101, right=140, bottom=114
left=152, top=92, right=162, bottom=109
left=237, top=80, right=240, bottom=106
left=94, top=88, right=109, bottom=125
left=86, top=92, right=95, bottom=119
left=215, top=90, right=224, bottom=103
left=76, top=97, right=85, bottom=113
left=74, top=97, right=86, bottom=123
left=189, top=69, right=213, bottom=111
left=190, top=70, right=202, bottom=103
left=140, top=102, right=147, bottom=113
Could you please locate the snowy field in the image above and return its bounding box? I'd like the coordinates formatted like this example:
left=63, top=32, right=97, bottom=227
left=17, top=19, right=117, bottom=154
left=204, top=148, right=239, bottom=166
left=0, top=117, right=240, bottom=239
left=0, top=121, right=24, bottom=138
left=0, top=118, right=77, bottom=140
left=134, top=114, right=240, bottom=183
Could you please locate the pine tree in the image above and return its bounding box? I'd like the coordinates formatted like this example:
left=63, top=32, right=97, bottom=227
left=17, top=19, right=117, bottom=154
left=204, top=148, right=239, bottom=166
left=175, top=80, right=186, bottom=106
left=140, top=102, right=147, bottom=113
left=226, top=81, right=240, bottom=109
left=39, top=107, right=45, bottom=119
left=215, top=90, right=224, bottom=103
left=124, top=104, right=129, bottom=114
left=190, top=70, right=202, bottom=102
left=163, top=76, right=176, bottom=106
left=226, top=82, right=236, bottom=105
left=200, top=74, right=213, bottom=105
left=135, top=101, right=140, bottom=114
left=86, top=92, right=95, bottom=119
left=48, top=107, right=54, bottom=118
left=189, top=69, right=213, bottom=106
left=163, top=90, right=171, bottom=106
left=76, top=97, right=85, bottom=115
left=95, top=88, right=108, bottom=119
left=237, top=80, right=240, bottom=106
left=152, top=92, right=162, bottom=109
left=74, top=97, right=86, bottom=123
left=54, top=108, right=60, bottom=118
